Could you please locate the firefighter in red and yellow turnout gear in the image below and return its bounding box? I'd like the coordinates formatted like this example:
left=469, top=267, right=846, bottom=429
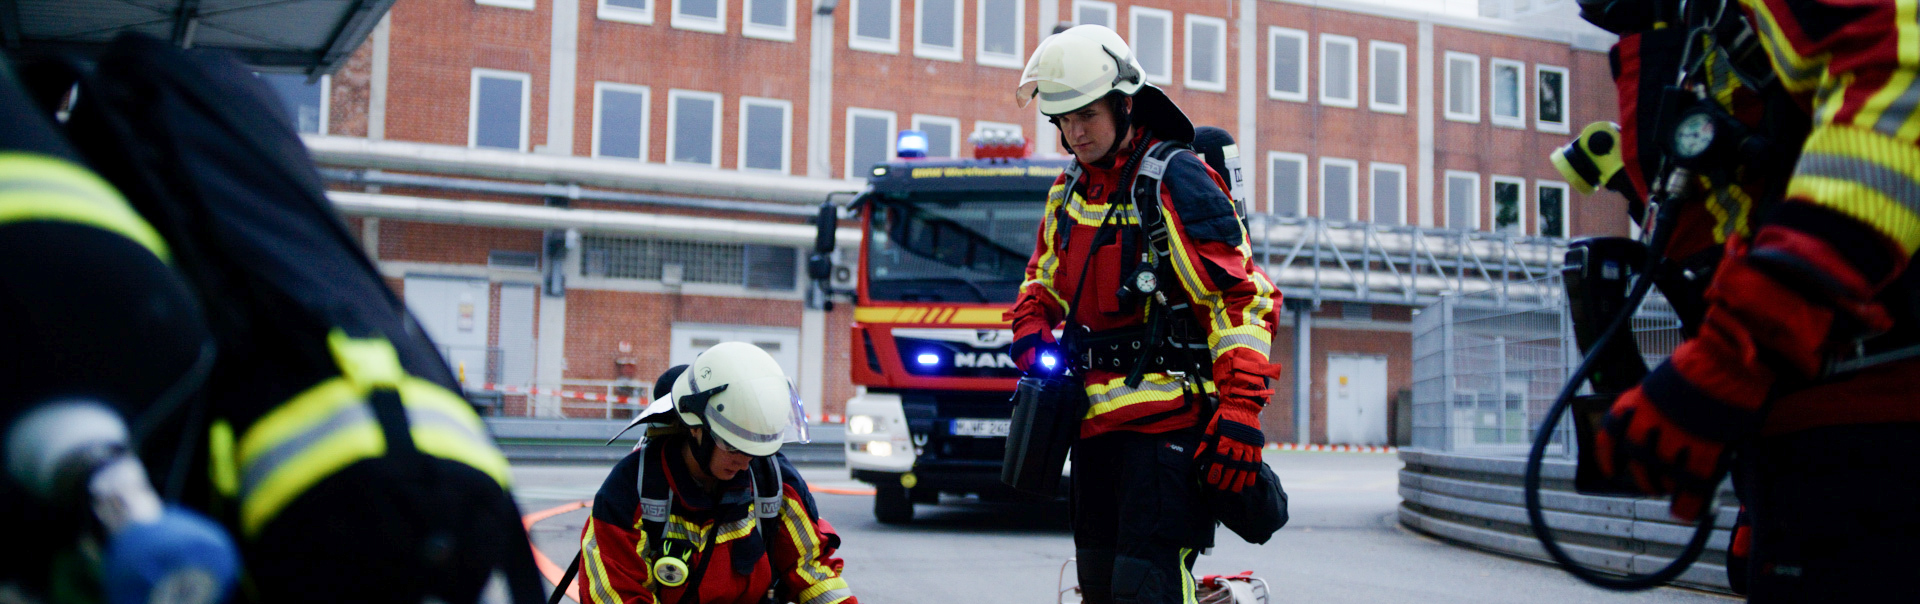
left=579, top=344, right=855, bottom=604
left=1006, top=25, right=1282, bottom=604
left=1573, top=0, right=1920, bottom=599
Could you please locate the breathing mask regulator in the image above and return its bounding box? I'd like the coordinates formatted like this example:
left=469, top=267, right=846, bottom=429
left=1526, top=0, right=1794, bottom=591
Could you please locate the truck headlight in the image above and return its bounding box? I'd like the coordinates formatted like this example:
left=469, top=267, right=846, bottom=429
left=848, top=415, right=876, bottom=435
left=867, top=441, right=893, bottom=457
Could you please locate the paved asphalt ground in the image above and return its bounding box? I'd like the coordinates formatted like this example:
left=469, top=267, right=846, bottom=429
left=512, top=451, right=1735, bottom=604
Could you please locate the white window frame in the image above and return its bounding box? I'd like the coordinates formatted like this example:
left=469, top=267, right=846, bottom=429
left=1444, top=170, right=1482, bottom=230
left=1073, top=0, right=1116, bottom=29
left=591, top=82, right=650, bottom=161
left=468, top=68, right=531, bottom=152
left=1369, top=162, right=1407, bottom=225
left=849, top=0, right=901, bottom=53
left=911, top=114, right=962, bottom=158
left=1184, top=15, right=1228, bottom=93
left=1535, top=64, right=1571, bottom=134
left=1444, top=52, right=1480, bottom=123
left=1491, top=175, right=1527, bottom=234
left=478, top=0, right=536, bottom=10
left=1368, top=40, right=1407, bottom=114
left=738, top=96, right=793, bottom=174
left=1319, top=157, right=1359, bottom=221
left=1490, top=58, right=1527, bottom=129
left=976, top=0, right=1026, bottom=69
left=845, top=107, right=898, bottom=179
left=672, top=0, right=727, bottom=33
left=1319, top=34, right=1358, bottom=108
left=1130, top=6, right=1174, bottom=85
left=666, top=89, right=724, bottom=169
left=1536, top=180, right=1571, bottom=238
left=913, top=0, right=964, bottom=61
left=1267, top=27, right=1307, bottom=103
left=1268, top=151, right=1308, bottom=217
left=743, top=0, right=797, bottom=41
left=597, top=0, right=654, bottom=24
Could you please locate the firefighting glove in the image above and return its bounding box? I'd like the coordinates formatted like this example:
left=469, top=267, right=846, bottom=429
left=1197, top=349, right=1281, bottom=493
left=1010, top=331, right=1062, bottom=375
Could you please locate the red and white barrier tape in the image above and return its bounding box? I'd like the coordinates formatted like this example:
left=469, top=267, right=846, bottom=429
left=472, top=384, right=846, bottom=423
left=1265, top=443, right=1398, bottom=454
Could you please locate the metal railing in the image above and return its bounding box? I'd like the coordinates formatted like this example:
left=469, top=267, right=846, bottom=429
left=1247, top=215, right=1567, bottom=309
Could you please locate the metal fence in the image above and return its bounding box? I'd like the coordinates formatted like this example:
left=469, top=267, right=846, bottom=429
left=1410, top=276, right=1686, bottom=456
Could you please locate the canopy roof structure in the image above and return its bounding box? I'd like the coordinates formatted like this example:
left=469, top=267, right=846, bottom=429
left=2, top=0, right=394, bottom=74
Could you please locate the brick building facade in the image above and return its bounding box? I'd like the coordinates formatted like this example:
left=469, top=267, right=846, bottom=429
left=289, top=0, right=1622, bottom=444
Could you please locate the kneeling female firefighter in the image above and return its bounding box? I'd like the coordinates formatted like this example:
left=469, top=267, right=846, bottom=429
left=575, top=342, right=858, bottom=604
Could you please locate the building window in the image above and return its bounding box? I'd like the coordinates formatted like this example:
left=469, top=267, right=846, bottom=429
left=744, top=0, right=796, bottom=40
left=1130, top=7, right=1173, bottom=85
left=1370, top=162, right=1406, bottom=225
left=1320, top=34, right=1358, bottom=108
left=1185, top=15, right=1227, bottom=92
left=256, top=73, right=329, bottom=135
left=598, top=0, right=654, bottom=24
left=850, top=0, right=899, bottom=53
left=1536, top=65, right=1570, bottom=133
left=667, top=89, right=722, bottom=168
left=915, top=0, right=963, bottom=61
left=1369, top=41, right=1406, bottom=114
left=1269, top=152, right=1307, bottom=217
left=478, top=0, right=535, bottom=9
left=582, top=236, right=798, bottom=292
left=1074, top=0, right=1115, bottom=29
left=912, top=114, right=961, bottom=158
left=846, top=108, right=897, bottom=179
left=1492, top=176, right=1525, bottom=234
left=738, top=97, right=792, bottom=173
left=1537, top=181, right=1569, bottom=237
left=977, top=0, right=1024, bottom=68
left=745, top=245, right=799, bottom=290
left=673, top=0, right=726, bottom=33
left=592, top=82, right=649, bottom=160
left=1445, top=52, right=1479, bottom=122
left=1445, top=171, right=1481, bottom=230
left=1267, top=27, right=1307, bottom=102
left=470, top=69, right=530, bottom=151
left=1491, top=59, right=1525, bottom=128
left=1320, top=157, right=1358, bottom=221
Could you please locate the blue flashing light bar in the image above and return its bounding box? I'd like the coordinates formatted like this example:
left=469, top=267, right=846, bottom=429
left=915, top=352, right=941, bottom=366
left=897, top=130, right=929, bottom=158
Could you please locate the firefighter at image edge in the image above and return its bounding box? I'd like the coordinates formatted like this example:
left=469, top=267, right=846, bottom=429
left=1005, top=25, right=1284, bottom=604
left=1573, top=0, right=1920, bottom=600
left=577, top=342, right=857, bottom=604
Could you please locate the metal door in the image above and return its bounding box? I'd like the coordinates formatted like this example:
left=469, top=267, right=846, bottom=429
left=670, top=324, right=802, bottom=387
left=1326, top=354, right=1390, bottom=445
left=497, top=284, right=537, bottom=388
left=402, top=275, right=492, bottom=389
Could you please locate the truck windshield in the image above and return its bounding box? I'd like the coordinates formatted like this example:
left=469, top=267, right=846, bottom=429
left=866, top=192, right=1043, bottom=304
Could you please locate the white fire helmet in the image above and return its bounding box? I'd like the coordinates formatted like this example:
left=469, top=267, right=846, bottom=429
left=669, top=342, right=809, bottom=457
left=1016, top=24, right=1147, bottom=116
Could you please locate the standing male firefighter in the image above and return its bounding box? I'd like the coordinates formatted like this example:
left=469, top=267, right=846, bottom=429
left=1005, top=25, right=1283, bottom=604
left=578, top=343, right=856, bottom=604
left=1571, top=0, right=1920, bottom=600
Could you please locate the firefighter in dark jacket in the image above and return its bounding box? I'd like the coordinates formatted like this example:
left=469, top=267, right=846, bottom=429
left=1006, top=25, right=1283, bottom=604
left=1573, top=0, right=1920, bottom=600
left=579, top=343, right=856, bottom=604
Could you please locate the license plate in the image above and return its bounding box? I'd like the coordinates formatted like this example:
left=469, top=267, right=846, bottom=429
left=950, top=418, right=1011, bottom=437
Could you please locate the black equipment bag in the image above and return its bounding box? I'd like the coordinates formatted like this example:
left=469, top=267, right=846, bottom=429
left=1205, top=461, right=1289, bottom=545
left=1002, top=376, right=1087, bottom=495
left=48, top=32, right=544, bottom=603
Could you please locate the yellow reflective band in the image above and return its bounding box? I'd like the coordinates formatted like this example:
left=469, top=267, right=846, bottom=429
left=239, top=392, right=385, bottom=536
left=1791, top=125, right=1920, bottom=254
left=1084, top=373, right=1194, bottom=418
left=780, top=496, right=836, bottom=584
left=1179, top=548, right=1198, bottom=604
left=664, top=516, right=708, bottom=550
left=208, top=419, right=238, bottom=498
left=797, top=578, right=854, bottom=604
left=399, top=379, right=511, bottom=488
left=1702, top=181, right=1756, bottom=243
left=328, top=329, right=406, bottom=389
left=1064, top=194, right=1139, bottom=226
left=715, top=516, right=758, bottom=544
left=1160, top=206, right=1234, bottom=336
left=581, top=524, right=626, bottom=604
left=1852, top=0, right=1920, bottom=139
left=1737, top=0, right=1827, bottom=94
left=0, top=152, right=169, bottom=261
left=1209, top=326, right=1273, bottom=359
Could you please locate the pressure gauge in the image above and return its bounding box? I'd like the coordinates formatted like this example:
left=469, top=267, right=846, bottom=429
left=1668, top=108, right=1719, bottom=163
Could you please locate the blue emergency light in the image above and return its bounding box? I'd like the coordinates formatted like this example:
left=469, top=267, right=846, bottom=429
left=1039, top=352, right=1058, bottom=371
left=897, top=130, right=929, bottom=158
left=915, top=352, right=941, bottom=366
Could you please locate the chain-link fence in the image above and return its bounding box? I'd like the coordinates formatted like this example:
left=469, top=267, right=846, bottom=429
left=1410, top=275, right=1686, bottom=456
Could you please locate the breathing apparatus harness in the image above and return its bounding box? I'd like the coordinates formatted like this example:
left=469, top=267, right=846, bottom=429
left=1522, top=0, right=1840, bottom=590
